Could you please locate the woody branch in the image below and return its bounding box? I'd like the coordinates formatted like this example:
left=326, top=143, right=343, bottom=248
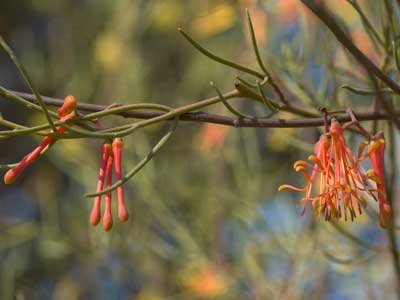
left=3, top=90, right=400, bottom=129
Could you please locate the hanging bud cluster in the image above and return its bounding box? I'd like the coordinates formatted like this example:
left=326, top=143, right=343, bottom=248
left=90, top=138, right=129, bottom=231
left=4, top=95, right=77, bottom=184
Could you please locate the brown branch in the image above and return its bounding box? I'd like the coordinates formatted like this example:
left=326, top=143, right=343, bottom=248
left=300, top=0, right=400, bottom=95
left=5, top=90, right=400, bottom=128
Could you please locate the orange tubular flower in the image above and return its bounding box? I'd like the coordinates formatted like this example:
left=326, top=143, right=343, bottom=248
left=90, top=138, right=129, bottom=231
left=103, top=152, right=114, bottom=231
left=278, top=134, right=331, bottom=217
left=279, top=118, right=373, bottom=223
left=112, top=138, right=129, bottom=222
left=90, top=143, right=112, bottom=226
left=362, top=132, right=391, bottom=228
left=4, top=95, right=77, bottom=184
left=328, top=118, right=369, bottom=221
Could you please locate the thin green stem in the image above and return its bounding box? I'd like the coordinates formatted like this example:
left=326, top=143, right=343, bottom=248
left=178, top=28, right=264, bottom=79
left=246, top=9, right=269, bottom=76
left=0, top=36, right=57, bottom=132
left=210, top=81, right=252, bottom=119
left=346, top=0, right=385, bottom=48
left=246, top=10, right=288, bottom=105
left=236, top=76, right=259, bottom=88
left=0, top=117, right=48, bottom=137
left=383, top=0, right=397, bottom=40
left=342, top=84, right=394, bottom=95
left=300, top=0, right=400, bottom=95
left=0, top=86, right=58, bottom=118
left=256, top=80, right=279, bottom=113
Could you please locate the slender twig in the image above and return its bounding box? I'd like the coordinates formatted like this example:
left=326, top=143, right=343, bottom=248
left=345, top=0, right=385, bottom=48
left=0, top=36, right=58, bottom=133
left=383, top=0, right=397, bottom=40
left=246, top=10, right=288, bottom=105
left=256, top=80, right=279, bottom=112
left=178, top=28, right=265, bottom=79
left=342, top=85, right=394, bottom=95
left=210, top=81, right=252, bottom=119
left=3, top=90, right=400, bottom=128
left=300, top=0, right=400, bottom=95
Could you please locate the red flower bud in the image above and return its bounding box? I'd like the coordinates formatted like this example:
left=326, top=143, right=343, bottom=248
left=90, top=143, right=112, bottom=226
left=367, top=134, right=391, bottom=228
left=103, top=154, right=114, bottom=231
left=57, top=95, right=77, bottom=118
left=4, top=95, right=76, bottom=184
left=112, top=138, right=129, bottom=222
left=4, top=127, right=65, bottom=184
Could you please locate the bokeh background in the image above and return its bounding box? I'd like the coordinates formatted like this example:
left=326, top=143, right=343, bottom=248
left=0, top=0, right=397, bottom=299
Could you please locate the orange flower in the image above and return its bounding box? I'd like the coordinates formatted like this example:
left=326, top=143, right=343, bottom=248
left=57, top=95, right=77, bottom=118
left=279, top=118, right=374, bottom=222
left=196, top=123, right=229, bottom=153
left=90, top=142, right=112, bottom=226
left=279, top=134, right=333, bottom=218
left=277, top=0, right=298, bottom=22
left=186, top=265, right=225, bottom=299
left=103, top=151, right=114, bottom=231
left=328, top=118, right=370, bottom=221
left=90, top=138, right=129, bottom=231
left=112, top=138, right=129, bottom=222
left=360, top=132, right=391, bottom=228
left=4, top=96, right=77, bottom=184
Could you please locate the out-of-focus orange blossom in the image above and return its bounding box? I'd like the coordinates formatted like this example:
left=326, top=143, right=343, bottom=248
left=183, top=263, right=226, bottom=299
left=195, top=123, right=229, bottom=154
left=351, top=29, right=379, bottom=64
left=326, top=0, right=366, bottom=23
left=277, top=0, right=299, bottom=23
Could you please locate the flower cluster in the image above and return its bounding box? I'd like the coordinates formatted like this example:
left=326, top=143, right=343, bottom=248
left=4, top=95, right=77, bottom=184
left=279, top=118, right=391, bottom=228
left=90, top=138, right=129, bottom=231
left=3, top=96, right=130, bottom=231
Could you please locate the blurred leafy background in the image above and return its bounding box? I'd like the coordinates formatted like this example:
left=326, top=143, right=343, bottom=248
left=0, top=0, right=397, bottom=299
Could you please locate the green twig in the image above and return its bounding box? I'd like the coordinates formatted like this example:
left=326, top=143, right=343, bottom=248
left=178, top=28, right=264, bottom=79
left=345, top=0, right=385, bottom=48
left=0, top=36, right=57, bottom=133
left=246, top=9, right=269, bottom=76
left=300, top=0, right=400, bottom=95
left=342, top=84, right=394, bottom=95
left=210, top=81, right=252, bottom=119
left=246, top=10, right=288, bottom=105
left=256, top=80, right=279, bottom=113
